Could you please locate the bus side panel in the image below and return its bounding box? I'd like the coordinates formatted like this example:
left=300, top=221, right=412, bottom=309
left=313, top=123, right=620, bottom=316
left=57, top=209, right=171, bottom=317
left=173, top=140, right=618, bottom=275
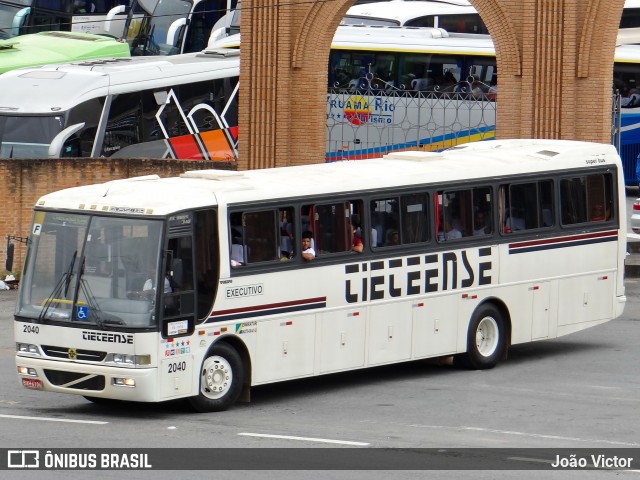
left=326, top=92, right=496, bottom=161
left=159, top=354, right=195, bottom=399
left=557, top=274, right=615, bottom=328
left=412, top=293, right=458, bottom=358
left=253, top=313, right=315, bottom=384
left=317, top=308, right=366, bottom=374
left=367, top=301, right=413, bottom=365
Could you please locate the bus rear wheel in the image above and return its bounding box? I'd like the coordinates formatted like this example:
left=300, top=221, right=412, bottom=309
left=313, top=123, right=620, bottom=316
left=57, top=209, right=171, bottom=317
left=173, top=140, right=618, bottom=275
left=189, top=342, right=243, bottom=412
left=462, top=304, right=505, bottom=370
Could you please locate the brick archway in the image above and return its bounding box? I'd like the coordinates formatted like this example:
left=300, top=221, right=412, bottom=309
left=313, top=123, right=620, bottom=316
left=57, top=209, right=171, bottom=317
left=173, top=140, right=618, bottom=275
left=238, top=0, right=625, bottom=170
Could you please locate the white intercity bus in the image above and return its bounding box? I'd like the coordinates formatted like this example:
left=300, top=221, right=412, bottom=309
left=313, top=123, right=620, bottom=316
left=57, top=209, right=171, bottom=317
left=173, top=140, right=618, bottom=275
left=0, top=48, right=239, bottom=160
left=15, top=139, right=627, bottom=411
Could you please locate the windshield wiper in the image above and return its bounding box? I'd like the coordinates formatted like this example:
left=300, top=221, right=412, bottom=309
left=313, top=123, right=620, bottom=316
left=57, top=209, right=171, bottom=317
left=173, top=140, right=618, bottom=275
left=38, top=251, right=77, bottom=322
left=74, top=257, right=127, bottom=329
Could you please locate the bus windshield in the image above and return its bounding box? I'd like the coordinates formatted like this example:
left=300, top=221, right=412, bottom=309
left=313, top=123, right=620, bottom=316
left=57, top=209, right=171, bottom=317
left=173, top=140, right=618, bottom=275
left=17, top=212, right=164, bottom=329
left=125, top=0, right=192, bottom=55
left=0, top=115, right=64, bottom=158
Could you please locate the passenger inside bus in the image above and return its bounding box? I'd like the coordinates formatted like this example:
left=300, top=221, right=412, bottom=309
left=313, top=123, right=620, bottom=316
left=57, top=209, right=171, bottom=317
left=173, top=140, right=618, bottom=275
left=350, top=214, right=364, bottom=253
left=385, top=229, right=400, bottom=246
left=473, top=210, right=490, bottom=236
left=143, top=266, right=172, bottom=294
left=301, top=231, right=315, bottom=261
left=590, top=203, right=605, bottom=222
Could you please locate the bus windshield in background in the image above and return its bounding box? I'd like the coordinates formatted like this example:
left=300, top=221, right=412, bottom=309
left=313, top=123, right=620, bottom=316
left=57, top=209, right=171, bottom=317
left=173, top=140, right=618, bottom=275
left=0, top=115, right=63, bottom=158
left=0, top=3, right=30, bottom=38
left=17, top=213, right=164, bottom=329
left=127, top=0, right=192, bottom=55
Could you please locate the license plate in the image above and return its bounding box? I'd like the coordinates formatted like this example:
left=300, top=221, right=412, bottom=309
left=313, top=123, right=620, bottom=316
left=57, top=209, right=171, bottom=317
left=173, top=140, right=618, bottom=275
left=22, top=378, right=43, bottom=390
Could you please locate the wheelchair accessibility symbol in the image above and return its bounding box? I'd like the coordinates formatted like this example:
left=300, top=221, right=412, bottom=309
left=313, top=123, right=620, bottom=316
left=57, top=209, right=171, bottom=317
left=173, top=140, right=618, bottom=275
left=76, top=306, right=88, bottom=320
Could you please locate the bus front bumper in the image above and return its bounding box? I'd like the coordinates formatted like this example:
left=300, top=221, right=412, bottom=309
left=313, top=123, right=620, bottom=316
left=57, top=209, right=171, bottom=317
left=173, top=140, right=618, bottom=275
left=15, top=355, right=160, bottom=403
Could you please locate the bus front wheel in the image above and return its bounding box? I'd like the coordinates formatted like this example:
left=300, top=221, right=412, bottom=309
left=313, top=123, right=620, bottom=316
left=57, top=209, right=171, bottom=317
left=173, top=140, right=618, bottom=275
left=462, top=304, right=505, bottom=370
left=189, top=342, right=243, bottom=412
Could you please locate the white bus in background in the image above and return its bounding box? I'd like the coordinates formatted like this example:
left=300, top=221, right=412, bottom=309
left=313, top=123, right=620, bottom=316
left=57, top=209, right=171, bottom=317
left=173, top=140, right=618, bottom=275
left=15, top=139, right=627, bottom=411
left=104, top=0, right=236, bottom=55
left=0, top=48, right=239, bottom=160
left=344, top=0, right=640, bottom=32
left=342, top=0, right=488, bottom=34
left=208, top=26, right=498, bottom=161
left=622, top=0, right=640, bottom=29
left=0, top=0, right=130, bottom=38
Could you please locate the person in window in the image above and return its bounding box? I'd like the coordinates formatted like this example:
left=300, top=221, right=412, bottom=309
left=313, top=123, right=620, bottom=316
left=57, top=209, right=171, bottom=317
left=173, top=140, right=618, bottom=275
left=385, top=229, right=400, bottom=246
left=505, top=208, right=526, bottom=232
left=302, top=231, right=315, bottom=261
left=473, top=211, right=490, bottom=236
left=444, top=217, right=462, bottom=240
left=143, top=267, right=172, bottom=294
left=351, top=214, right=363, bottom=253
left=280, top=210, right=293, bottom=259
left=590, top=203, right=605, bottom=222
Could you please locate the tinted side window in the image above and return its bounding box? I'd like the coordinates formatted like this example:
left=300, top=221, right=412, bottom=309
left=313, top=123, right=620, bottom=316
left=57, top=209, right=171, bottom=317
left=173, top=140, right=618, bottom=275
left=229, top=207, right=295, bottom=267
left=371, top=193, right=428, bottom=247
left=101, top=93, right=142, bottom=157
left=436, top=186, right=492, bottom=241
left=560, top=174, right=613, bottom=225
left=500, top=180, right=554, bottom=233
left=66, top=97, right=105, bottom=157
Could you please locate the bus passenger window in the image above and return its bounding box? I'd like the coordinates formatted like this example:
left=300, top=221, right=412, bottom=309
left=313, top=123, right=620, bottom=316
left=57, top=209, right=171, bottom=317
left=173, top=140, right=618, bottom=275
left=229, top=208, right=295, bottom=267
left=371, top=193, right=429, bottom=247
left=436, top=186, right=492, bottom=241
left=501, top=181, right=553, bottom=232
left=560, top=173, right=613, bottom=225
left=300, top=200, right=363, bottom=255
left=371, top=197, right=400, bottom=247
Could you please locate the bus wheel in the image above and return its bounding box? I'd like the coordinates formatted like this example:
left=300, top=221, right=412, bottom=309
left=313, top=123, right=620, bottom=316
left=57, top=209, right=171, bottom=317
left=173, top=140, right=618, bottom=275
left=189, top=342, right=243, bottom=412
left=464, top=304, right=505, bottom=370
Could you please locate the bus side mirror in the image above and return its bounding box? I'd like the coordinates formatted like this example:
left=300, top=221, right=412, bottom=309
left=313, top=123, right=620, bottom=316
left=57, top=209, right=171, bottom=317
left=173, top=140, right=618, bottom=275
left=105, top=5, right=127, bottom=36
left=12, top=7, right=31, bottom=36
left=48, top=123, right=85, bottom=158
left=166, top=18, right=187, bottom=47
left=5, top=241, right=14, bottom=272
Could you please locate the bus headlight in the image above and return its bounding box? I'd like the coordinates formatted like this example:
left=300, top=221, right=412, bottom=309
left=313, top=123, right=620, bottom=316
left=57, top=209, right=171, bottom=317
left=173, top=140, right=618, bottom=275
left=16, top=343, right=40, bottom=355
left=106, top=353, right=151, bottom=367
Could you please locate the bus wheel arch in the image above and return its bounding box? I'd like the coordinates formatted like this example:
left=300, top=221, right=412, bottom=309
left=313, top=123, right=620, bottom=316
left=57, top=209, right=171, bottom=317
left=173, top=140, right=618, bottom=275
left=460, top=299, right=511, bottom=369
left=188, top=338, right=251, bottom=412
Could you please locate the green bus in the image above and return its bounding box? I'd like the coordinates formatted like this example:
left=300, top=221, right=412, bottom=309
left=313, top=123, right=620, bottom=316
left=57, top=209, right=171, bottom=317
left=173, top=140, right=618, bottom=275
left=0, top=30, right=130, bottom=73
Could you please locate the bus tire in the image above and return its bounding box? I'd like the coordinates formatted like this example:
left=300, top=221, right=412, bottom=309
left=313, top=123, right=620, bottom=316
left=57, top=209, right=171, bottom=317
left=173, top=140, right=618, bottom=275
left=463, top=304, right=505, bottom=370
left=189, top=342, right=243, bottom=412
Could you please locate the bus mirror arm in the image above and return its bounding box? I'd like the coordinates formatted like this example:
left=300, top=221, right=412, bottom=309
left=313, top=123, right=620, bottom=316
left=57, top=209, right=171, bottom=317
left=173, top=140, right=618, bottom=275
left=166, top=18, right=187, bottom=47
left=48, top=123, right=85, bottom=158
left=105, top=5, right=127, bottom=35
left=11, top=7, right=31, bottom=36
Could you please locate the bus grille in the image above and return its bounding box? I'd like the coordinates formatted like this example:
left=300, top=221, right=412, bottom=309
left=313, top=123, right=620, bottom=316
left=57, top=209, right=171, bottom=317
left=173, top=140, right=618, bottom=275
left=41, top=345, right=107, bottom=362
left=43, top=370, right=105, bottom=390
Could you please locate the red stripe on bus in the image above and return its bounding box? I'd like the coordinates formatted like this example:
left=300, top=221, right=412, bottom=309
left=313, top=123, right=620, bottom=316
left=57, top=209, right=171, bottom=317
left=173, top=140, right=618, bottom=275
left=509, top=230, right=617, bottom=249
left=212, top=297, right=327, bottom=317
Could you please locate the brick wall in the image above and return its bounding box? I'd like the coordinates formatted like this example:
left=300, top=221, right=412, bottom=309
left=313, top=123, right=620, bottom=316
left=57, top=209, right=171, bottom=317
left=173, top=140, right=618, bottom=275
left=0, top=159, right=235, bottom=275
